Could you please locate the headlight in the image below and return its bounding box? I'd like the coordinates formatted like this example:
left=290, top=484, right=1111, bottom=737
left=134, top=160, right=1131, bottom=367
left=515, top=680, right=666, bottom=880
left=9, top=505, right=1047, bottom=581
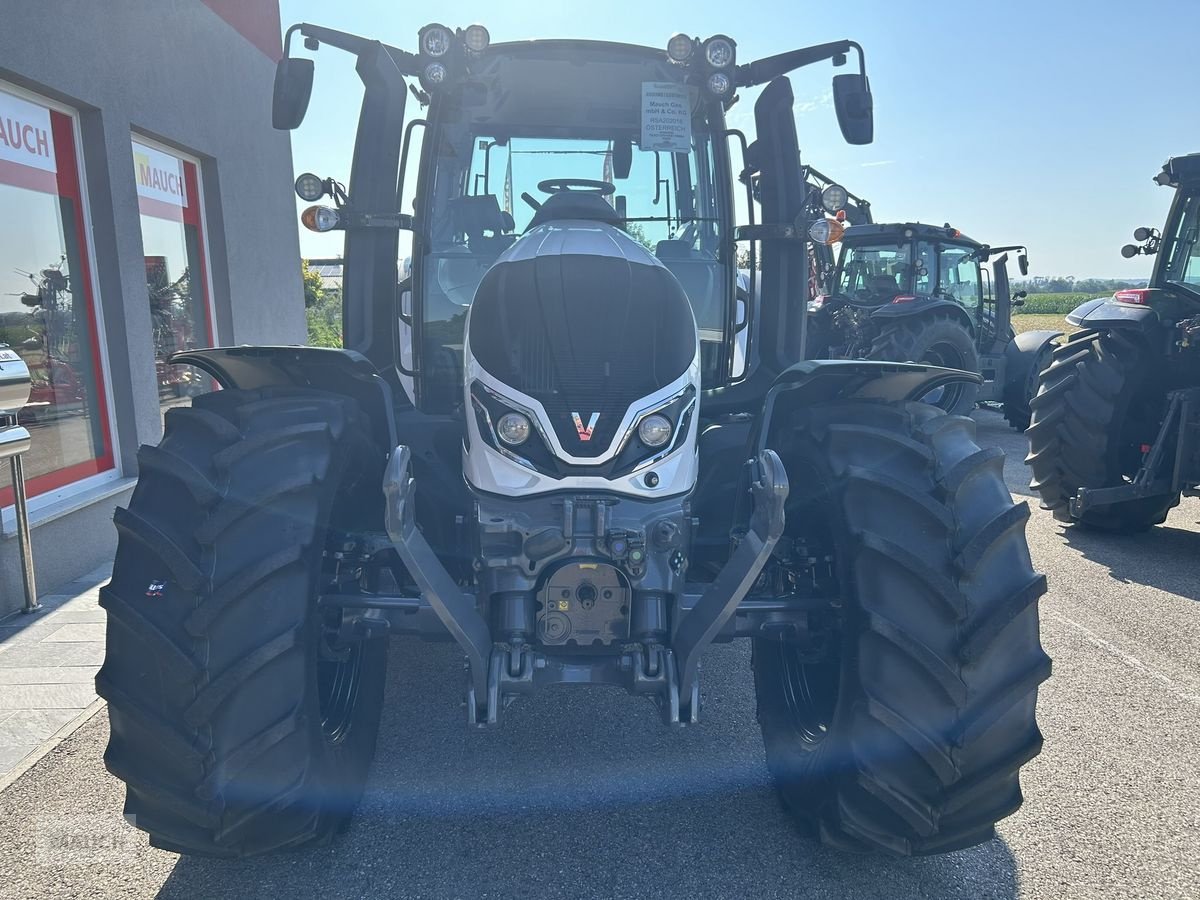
left=821, top=183, right=848, bottom=214
left=703, top=36, right=735, bottom=68
left=496, top=412, right=531, bottom=446
left=707, top=71, right=732, bottom=97
left=420, top=24, right=453, bottom=57
left=667, top=33, right=694, bottom=62
left=638, top=414, right=673, bottom=448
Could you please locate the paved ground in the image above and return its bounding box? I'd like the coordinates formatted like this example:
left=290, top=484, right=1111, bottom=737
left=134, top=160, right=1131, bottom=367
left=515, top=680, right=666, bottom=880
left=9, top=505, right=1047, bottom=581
left=0, top=566, right=109, bottom=787
left=0, top=408, right=1196, bottom=899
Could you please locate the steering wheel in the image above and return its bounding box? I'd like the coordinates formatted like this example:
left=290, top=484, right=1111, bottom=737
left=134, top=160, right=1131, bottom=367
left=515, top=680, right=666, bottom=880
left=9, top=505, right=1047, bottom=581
left=537, top=178, right=616, bottom=196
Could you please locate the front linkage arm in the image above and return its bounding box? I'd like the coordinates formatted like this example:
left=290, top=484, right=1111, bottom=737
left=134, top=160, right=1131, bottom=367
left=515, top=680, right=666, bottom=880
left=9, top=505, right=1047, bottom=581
left=673, top=450, right=788, bottom=722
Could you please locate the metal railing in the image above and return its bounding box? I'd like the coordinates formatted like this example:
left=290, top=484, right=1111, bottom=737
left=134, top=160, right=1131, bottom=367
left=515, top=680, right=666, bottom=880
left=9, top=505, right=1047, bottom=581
left=0, top=345, right=37, bottom=613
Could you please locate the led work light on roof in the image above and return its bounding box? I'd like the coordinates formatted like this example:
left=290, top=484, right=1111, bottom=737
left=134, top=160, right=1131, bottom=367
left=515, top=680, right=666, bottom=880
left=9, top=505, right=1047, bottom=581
left=821, top=183, right=848, bottom=213
left=294, top=172, right=325, bottom=202
left=301, top=205, right=342, bottom=233
left=463, top=24, right=490, bottom=53
left=703, top=36, right=736, bottom=68
left=707, top=72, right=733, bottom=97
left=423, top=62, right=448, bottom=86
left=667, top=33, right=695, bottom=62
left=419, top=24, right=453, bottom=57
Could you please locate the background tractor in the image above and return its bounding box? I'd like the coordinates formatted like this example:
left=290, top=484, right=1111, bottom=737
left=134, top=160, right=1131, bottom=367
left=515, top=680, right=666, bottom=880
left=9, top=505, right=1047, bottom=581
left=1027, top=153, right=1200, bottom=531
left=806, top=221, right=1059, bottom=425
left=96, top=22, right=1049, bottom=858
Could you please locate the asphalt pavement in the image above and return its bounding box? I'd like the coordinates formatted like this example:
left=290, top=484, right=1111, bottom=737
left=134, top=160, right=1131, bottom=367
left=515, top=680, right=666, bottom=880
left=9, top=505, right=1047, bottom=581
left=0, top=408, right=1196, bottom=900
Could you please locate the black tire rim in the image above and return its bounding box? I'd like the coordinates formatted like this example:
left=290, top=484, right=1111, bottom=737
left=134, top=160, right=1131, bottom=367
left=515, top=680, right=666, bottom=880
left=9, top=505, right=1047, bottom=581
left=318, top=619, right=364, bottom=745
left=771, top=459, right=844, bottom=747
left=919, top=341, right=968, bottom=410
left=778, top=642, right=840, bottom=745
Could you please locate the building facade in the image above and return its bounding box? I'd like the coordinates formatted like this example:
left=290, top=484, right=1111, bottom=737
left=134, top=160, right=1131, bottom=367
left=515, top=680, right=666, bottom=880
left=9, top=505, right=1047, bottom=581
left=0, top=1, right=304, bottom=615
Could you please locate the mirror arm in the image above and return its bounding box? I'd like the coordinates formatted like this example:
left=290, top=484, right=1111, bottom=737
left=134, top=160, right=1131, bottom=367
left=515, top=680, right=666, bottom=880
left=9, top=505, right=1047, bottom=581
left=736, top=40, right=864, bottom=88
left=292, top=22, right=423, bottom=76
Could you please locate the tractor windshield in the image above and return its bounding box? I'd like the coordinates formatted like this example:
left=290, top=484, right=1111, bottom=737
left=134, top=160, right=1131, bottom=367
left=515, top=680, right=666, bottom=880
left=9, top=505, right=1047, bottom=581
left=837, top=239, right=981, bottom=309
left=409, top=46, right=732, bottom=410
left=837, top=243, right=912, bottom=300
left=1161, top=191, right=1200, bottom=295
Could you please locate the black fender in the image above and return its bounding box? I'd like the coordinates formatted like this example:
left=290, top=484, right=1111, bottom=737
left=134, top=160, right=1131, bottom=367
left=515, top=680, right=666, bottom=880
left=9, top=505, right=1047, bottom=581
left=869, top=298, right=975, bottom=334
left=753, top=359, right=982, bottom=453
left=1066, top=296, right=1162, bottom=335
left=1003, top=329, right=1061, bottom=395
left=171, top=346, right=398, bottom=455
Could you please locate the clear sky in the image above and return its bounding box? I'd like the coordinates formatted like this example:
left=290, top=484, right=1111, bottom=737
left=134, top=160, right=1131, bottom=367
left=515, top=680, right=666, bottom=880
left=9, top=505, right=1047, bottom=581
left=280, top=0, right=1198, bottom=279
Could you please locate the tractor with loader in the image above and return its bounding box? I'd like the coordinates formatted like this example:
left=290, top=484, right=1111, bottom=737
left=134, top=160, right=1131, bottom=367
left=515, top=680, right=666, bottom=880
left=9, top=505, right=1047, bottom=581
left=1027, top=152, right=1200, bottom=531
left=97, top=22, right=1049, bottom=858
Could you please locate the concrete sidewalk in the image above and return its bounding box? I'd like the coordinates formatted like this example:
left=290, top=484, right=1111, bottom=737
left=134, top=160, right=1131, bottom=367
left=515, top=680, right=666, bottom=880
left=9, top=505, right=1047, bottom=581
left=0, top=565, right=109, bottom=791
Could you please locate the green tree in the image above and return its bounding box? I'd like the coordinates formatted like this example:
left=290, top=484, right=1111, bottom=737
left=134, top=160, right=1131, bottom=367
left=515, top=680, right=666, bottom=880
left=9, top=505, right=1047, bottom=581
left=302, top=260, right=343, bottom=347
left=302, top=259, right=325, bottom=308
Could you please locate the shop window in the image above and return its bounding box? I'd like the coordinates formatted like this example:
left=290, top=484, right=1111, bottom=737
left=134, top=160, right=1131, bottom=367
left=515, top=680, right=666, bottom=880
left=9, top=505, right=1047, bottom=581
left=0, top=85, right=112, bottom=506
left=131, top=138, right=214, bottom=413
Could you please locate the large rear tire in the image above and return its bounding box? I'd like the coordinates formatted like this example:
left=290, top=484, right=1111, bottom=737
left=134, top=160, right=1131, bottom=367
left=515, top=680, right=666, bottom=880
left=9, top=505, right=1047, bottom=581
left=869, top=313, right=981, bottom=415
left=1025, top=329, right=1178, bottom=532
left=97, top=387, right=388, bottom=857
left=753, top=401, right=1049, bottom=856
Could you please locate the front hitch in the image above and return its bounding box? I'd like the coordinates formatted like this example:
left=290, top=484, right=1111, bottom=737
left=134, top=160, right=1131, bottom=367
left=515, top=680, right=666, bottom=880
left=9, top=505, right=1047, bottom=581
left=384, top=446, right=493, bottom=723
left=672, top=449, right=789, bottom=722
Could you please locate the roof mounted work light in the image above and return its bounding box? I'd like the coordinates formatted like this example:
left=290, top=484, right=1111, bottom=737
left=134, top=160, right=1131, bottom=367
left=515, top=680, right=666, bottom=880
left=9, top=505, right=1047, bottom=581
left=703, top=36, right=736, bottom=68
left=419, top=24, right=453, bottom=57
left=463, top=24, right=490, bottom=53
left=667, top=33, right=695, bottom=62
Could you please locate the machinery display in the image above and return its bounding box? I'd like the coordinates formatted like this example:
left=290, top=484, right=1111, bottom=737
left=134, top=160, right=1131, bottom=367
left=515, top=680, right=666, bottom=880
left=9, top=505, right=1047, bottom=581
left=1027, top=153, right=1200, bottom=531
left=97, top=22, right=1049, bottom=858
left=807, top=221, right=1059, bottom=425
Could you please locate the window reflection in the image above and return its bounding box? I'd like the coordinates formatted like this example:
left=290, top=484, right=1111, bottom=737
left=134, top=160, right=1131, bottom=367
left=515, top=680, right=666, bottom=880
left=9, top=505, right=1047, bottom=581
left=0, top=89, right=111, bottom=504
left=132, top=140, right=213, bottom=415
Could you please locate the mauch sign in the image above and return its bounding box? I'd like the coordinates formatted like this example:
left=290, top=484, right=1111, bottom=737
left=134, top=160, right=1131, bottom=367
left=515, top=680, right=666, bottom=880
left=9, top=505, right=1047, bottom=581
left=0, top=89, right=56, bottom=174
left=132, top=140, right=187, bottom=208
left=640, top=82, right=691, bottom=154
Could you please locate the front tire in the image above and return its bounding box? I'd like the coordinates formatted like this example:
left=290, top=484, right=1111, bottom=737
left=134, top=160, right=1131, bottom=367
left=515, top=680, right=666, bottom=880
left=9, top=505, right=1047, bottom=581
left=97, top=387, right=388, bottom=857
left=753, top=401, right=1049, bottom=856
left=1025, top=329, right=1178, bottom=532
left=869, top=313, right=981, bottom=415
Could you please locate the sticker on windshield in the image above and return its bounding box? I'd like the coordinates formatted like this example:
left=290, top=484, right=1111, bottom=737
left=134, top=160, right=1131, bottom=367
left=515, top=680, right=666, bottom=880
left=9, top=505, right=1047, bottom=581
left=640, top=82, right=691, bottom=154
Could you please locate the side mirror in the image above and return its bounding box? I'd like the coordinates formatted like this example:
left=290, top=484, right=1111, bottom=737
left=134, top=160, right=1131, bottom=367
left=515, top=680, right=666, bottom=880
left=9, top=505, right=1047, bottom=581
left=1018, top=252, right=1029, bottom=276
left=832, top=73, right=873, bottom=145
left=272, top=57, right=314, bottom=130
left=1133, top=226, right=1152, bottom=242
left=612, top=138, right=633, bottom=180
left=1121, top=244, right=1140, bottom=259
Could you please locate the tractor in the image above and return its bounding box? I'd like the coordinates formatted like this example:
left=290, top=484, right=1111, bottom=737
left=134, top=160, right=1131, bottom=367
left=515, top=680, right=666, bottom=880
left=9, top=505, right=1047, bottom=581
left=97, top=22, right=1049, bottom=858
left=806, top=221, right=1060, bottom=426
left=1027, top=152, right=1200, bottom=532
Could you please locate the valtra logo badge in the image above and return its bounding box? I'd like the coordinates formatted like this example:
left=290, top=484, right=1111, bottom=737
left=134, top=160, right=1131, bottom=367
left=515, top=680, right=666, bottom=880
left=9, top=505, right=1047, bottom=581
left=572, top=412, right=599, bottom=441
